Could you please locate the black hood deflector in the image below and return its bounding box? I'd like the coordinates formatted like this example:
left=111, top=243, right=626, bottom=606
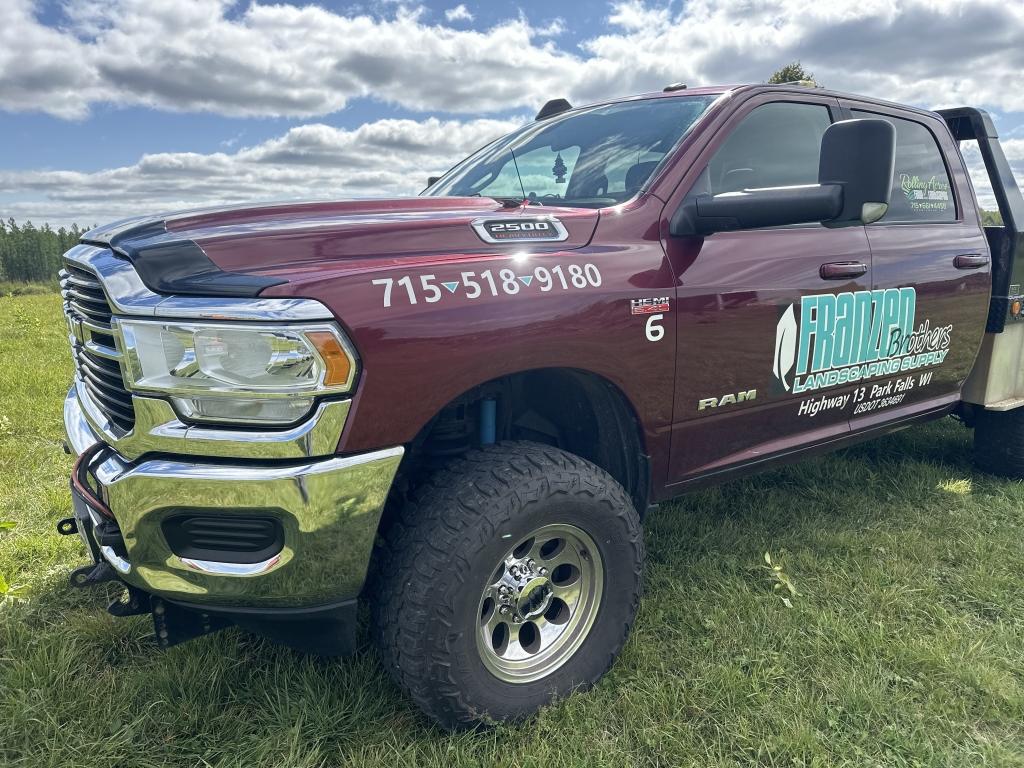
left=81, top=217, right=285, bottom=298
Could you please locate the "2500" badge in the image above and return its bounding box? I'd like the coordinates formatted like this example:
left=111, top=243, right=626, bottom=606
left=471, top=216, right=569, bottom=243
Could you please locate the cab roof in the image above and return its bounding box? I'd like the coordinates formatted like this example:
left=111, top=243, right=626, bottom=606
left=583, top=83, right=941, bottom=121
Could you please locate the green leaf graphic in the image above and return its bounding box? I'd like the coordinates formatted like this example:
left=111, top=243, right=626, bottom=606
left=773, top=304, right=797, bottom=392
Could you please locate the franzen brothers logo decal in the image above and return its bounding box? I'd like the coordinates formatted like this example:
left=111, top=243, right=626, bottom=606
left=773, top=288, right=952, bottom=395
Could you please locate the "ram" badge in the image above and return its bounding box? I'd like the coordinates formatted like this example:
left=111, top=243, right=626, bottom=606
left=698, top=390, right=757, bottom=411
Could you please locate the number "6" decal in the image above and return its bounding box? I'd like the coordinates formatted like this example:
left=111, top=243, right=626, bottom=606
left=645, top=313, right=665, bottom=343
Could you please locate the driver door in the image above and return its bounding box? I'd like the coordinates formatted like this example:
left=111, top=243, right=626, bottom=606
left=663, top=94, right=873, bottom=485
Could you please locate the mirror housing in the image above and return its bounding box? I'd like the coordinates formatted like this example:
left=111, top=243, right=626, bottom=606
left=673, top=185, right=843, bottom=236
left=818, top=118, right=895, bottom=225
left=670, top=118, right=896, bottom=236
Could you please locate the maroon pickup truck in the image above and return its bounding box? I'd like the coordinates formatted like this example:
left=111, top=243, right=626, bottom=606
left=59, top=83, right=1024, bottom=728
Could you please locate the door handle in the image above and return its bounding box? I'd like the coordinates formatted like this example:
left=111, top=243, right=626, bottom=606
left=954, top=253, right=989, bottom=269
left=819, top=261, right=868, bottom=280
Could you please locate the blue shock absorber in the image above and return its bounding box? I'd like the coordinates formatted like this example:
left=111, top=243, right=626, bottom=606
left=480, top=399, right=497, bottom=445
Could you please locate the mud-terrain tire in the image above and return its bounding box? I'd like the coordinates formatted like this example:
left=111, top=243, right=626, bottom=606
left=371, top=441, right=644, bottom=729
left=974, top=407, right=1024, bottom=478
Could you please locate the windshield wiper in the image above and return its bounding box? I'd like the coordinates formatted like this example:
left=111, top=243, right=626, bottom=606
left=490, top=196, right=542, bottom=208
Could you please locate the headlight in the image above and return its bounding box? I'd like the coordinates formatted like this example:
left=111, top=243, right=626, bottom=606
left=116, top=319, right=357, bottom=425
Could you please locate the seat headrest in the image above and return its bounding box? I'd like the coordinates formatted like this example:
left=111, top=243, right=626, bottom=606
left=625, top=161, right=660, bottom=194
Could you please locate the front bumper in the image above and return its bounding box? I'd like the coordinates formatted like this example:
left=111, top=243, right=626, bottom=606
left=64, top=387, right=403, bottom=609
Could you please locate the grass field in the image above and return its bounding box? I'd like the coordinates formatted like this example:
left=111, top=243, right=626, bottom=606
left=2, top=291, right=1023, bottom=767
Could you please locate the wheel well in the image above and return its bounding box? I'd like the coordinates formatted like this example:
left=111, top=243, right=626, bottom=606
left=392, top=369, right=650, bottom=513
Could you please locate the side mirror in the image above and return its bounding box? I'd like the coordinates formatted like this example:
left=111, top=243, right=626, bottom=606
left=818, top=118, right=896, bottom=226
left=426, top=176, right=441, bottom=188
left=670, top=118, right=896, bottom=236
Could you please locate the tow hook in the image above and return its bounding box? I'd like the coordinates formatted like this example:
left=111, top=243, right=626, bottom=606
left=56, top=517, right=78, bottom=536
left=107, top=586, right=151, bottom=618
left=68, top=561, right=119, bottom=588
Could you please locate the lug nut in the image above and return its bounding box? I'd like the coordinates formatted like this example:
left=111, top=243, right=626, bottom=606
left=499, top=606, right=511, bottom=616
left=539, top=567, right=548, bottom=576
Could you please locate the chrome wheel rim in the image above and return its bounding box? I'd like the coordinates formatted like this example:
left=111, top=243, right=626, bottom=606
left=475, top=523, right=604, bottom=683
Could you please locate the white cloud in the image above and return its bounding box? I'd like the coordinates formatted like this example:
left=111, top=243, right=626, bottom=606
left=445, top=4, right=473, bottom=23
left=1, top=0, right=575, bottom=118
left=1, top=0, right=1023, bottom=120
left=2, top=0, right=1022, bottom=224
left=0, top=116, right=521, bottom=226
left=4, top=110, right=1017, bottom=227
left=607, top=0, right=671, bottom=31
left=961, top=138, right=1024, bottom=210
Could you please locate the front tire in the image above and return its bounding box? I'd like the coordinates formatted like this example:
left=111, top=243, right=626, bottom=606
left=371, top=442, right=644, bottom=729
left=974, top=407, right=1024, bottom=477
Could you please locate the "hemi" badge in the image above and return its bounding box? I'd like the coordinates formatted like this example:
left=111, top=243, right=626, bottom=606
left=630, top=297, right=671, bottom=315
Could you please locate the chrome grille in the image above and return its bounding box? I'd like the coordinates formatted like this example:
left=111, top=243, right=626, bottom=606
left=60, top=260, right=136, bottom=432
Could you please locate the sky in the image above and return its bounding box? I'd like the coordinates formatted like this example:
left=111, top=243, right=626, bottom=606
left=1, top=0, right=1022, bottom=228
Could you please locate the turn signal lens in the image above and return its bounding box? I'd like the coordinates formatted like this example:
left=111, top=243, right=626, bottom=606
left=308, top=331, right=353, bottom=387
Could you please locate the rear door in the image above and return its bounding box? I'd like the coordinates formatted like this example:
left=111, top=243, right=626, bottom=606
left=840, top=101, right=991, bottom=426
left=662, top=93, right=874, bottom=485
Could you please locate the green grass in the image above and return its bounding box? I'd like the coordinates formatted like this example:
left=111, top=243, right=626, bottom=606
left=2, top=292, right=1024, bottom=767
left=0, top=280, right=58, bottom=297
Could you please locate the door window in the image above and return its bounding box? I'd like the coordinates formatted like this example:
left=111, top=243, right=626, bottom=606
left=851, top=110, right=955, bottom=223
left=708, top=102, right=832, bottom=193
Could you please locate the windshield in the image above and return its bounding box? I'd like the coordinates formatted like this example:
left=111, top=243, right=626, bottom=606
left=423, top=95, right=719, bottom=208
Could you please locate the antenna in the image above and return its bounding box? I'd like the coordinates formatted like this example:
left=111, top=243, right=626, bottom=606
left=509, top=146, right=528, bottom=202
left=536, top=99, right=572, bottom=121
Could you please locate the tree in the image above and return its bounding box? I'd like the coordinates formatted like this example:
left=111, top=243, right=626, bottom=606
left=0, top=218, right=85, bottom=283
left=768, top=61, right=818, bottom=86
left=981, top=209, right=1004, bottom=226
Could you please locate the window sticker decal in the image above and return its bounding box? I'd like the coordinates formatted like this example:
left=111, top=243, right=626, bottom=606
left=900, top=173, right=950, bottom=211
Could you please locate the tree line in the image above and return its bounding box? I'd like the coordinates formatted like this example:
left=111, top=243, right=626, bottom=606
left=0, top=219, right=91, bottom=283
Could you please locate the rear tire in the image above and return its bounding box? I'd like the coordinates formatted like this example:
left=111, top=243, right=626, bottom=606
left=974, top=407, right=1024, bottom=477
left=371, top=441, right=644, bottom=729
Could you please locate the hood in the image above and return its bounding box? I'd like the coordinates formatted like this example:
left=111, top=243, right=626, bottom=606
left=82, top=198, right=600, bottom=297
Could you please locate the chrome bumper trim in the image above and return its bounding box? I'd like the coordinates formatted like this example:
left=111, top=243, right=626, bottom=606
left=180, top=554, right=282, bottom=577
left=66, top=383, right=351, bottom=462
left=77, top=446, right=403, bottom=607
left=77, top=501, right=133, bottom=575
left=101, top=545, right=132, bottom=575
left=64, top=243, right=333, bottom=321
left=65, top=387, right=103, bottom=456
